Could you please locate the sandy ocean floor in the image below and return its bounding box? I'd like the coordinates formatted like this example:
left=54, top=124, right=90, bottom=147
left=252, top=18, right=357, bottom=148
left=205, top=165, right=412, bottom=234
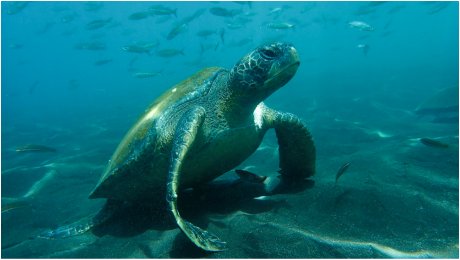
left=1, top=97, right=458, bottom=258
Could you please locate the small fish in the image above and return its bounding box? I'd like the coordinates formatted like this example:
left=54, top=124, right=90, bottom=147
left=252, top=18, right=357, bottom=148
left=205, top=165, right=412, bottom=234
left=179, top=15, right=196, bottom=25
left=384, top=18, right=393, bottom=30
left=243, top=11, right=257, bottom=16
left=268, top=7, right=283, bottom=16
left=357, top=44, right=370, bottom=57
left=197, top=30, right=216, bottom=37
left=36, top=22, right=56, bottom=35
left=129, top=57, right=138, bottom=67
left=9, top=44, right=23, bottom=49
left=227, top=23, right=244, bottom=29
left=219, top=28, right=225, bottom=44
left=260, top=35, right=286, bottom=45
left=354, top=6, right=376, bottom=16
left=379, top=31, right=394, bottom=37
left=149, top=6, right=177, bottom=17
left=233, top=1, right=252, bottom=9
left=236, top=38, right=253, bottom=47
left=427, top=2, right=450, bottom=14
left=85, top=18, right=111, bottom=30
left=420, top=138, right=449, bottom=148
left=129, top=12, right=150, bottom=20
left=74, top=42, right=106, bottom=50
left=347, top=21, right=374, bottom=31
left=335, top=163, right=350, bottom=184
left=214, top=42, right=219, bottom=51
left=84, top=1, right=103, bottom=12
left=193, top=8, right=207, bottom=19
left=233, top=16, right=252, bottom=24
left=68, top=79, right=80, bottom=90
left=167, top=23, right=187, bottom=40
left=143, top=42, right=159, bottom=50
left=7, top=1, right=29, bottom=15
left=156, top=48, right=185, bottom=57
left=235, top=170, right=267, bottom=183
left=123, top=45, right=150, bottom=55
left=301, top=2, right=316, bottom=13
left=368, top=1, right=388, bottom=7
left=94, top=59, right=113, bottom=66
left=266, top=22, right=295, bottom=31
left=210, top=7, right=232, bottom=18
left=357, top=35, right=371, bottom=40
left=62, top=12, right=77, bottom=23
left=29, top=80, right=38, bottom=95
left=133, top=70, right=163, bottom=78
left=387, top=4, right=405, bottom=14
left=1, top=201, right=31, bottom=213
left=16, top=145, right=57, bottom=153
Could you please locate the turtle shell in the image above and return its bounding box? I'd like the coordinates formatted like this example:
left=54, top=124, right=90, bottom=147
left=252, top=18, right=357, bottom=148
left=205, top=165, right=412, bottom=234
left=89, top=67, right=224, bottom=201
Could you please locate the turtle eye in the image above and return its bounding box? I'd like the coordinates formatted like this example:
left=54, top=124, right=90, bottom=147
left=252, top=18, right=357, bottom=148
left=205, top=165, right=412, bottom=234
left=260, top=47, right=279, bottom=60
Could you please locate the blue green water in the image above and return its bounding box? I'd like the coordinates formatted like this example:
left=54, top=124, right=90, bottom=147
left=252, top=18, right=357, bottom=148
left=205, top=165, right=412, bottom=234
left=2, top=1, right=459, bottom=258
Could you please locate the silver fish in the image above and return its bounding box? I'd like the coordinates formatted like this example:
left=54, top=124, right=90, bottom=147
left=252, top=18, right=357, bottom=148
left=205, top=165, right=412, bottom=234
left=266, top=22, right=295, bottom=31
left=357, top=44, right=370, bottom=57
left=7, top=1, right=29, bottom=15
left=16, top=145, right=56, bottom=153
left=2, top=201, right=31, bottom=213
left=156, top=48, right=185, bottom=57
left=427, top=1, right=450, bottom=14
left=167, top=23, right=187, bottom=40
left=149, top=6, right=177, bottom=17
left=387, top=4, right=405, bottom=14
left=133, top=70, right=163, bottom=78
left=128, top=12, right=150, bottom=20
left=220, top=28, right=225, bottom=44
left=85, top=18, right=111, bottom=30
left=420, top=138, right=449, bottom=148
left=197, top=30, right=216, bottom=37
left=210, top=7, right=232, bottom=18
left=348, top=21, right=374, bottom=31
left=335, top=163, right=350, bottom=184
left=235, top=170, right=267, bottom=183
left=123, top=45, right=150, bottom=55
left=94, top=59, right=113, bottom=66
left=227, top=23, right=244, bottom=29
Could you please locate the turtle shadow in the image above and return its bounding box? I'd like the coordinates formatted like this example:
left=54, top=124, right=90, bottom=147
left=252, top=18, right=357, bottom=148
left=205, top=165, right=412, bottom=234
left=91, top=178, right=315, bottom=251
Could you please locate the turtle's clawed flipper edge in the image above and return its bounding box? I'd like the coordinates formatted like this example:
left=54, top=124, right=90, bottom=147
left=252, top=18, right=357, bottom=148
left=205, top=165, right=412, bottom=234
left=38, top=199, right=123, bottom=239
left=166, top=107, right=227, bottom=251
left=264, top=106, right=316, bottom=180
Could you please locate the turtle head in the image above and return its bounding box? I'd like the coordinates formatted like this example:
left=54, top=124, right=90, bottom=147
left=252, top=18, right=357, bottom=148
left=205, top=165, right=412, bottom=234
left=229, top=42, right=300, bottom=103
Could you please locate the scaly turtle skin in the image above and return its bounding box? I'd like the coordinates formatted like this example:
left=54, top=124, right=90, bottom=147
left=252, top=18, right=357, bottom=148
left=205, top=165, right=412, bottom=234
left=39, top=42, right=316, bottom=251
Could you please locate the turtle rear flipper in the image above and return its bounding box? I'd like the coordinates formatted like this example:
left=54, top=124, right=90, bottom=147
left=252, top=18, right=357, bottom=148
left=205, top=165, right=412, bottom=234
left=166, top=107, right=227, bottom=251
left=178, top=218, right=227, bottom=251
left=38, top=199, right=123, bottom=239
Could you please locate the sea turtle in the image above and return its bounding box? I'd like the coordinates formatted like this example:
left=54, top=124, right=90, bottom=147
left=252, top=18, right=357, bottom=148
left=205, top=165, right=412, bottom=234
left=38, top=42, right=316, bottom=251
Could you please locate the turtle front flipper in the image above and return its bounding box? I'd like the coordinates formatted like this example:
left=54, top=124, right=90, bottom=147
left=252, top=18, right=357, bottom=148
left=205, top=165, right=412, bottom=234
left=166, top=107, right=227, bottom=252
left=38, top=199, right=123, bottom=239
left=263, top=105, right=316, bottom=180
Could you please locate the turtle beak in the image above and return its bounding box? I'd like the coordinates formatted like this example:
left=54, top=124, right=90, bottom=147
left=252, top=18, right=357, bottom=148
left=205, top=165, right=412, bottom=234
left=289, top=45, right=300, bottom=66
